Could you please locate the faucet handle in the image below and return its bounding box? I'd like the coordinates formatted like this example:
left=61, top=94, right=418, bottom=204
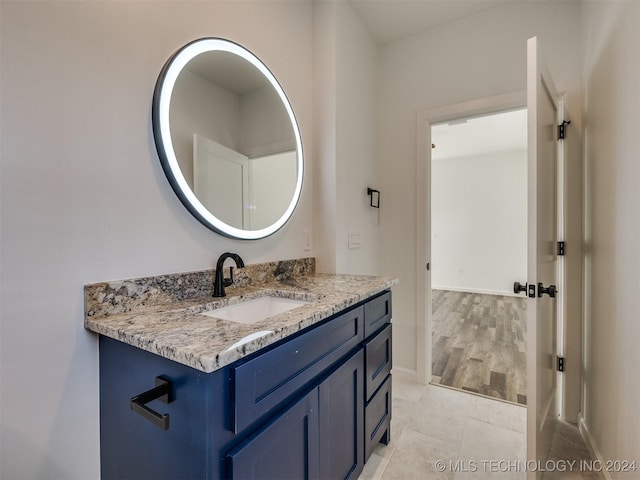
left=213, top=252, right=244, bottom=297
left=224, top=267, right=234, bottom=287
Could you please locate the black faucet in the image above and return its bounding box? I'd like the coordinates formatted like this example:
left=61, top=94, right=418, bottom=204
left=213, top=252, right=245, bottom=297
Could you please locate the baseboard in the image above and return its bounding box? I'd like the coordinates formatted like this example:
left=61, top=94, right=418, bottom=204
left=432, top=285, right=520, bottom=297
left=391, top=366, right=417, bottom=383
left=578, top=413, right=610, bottom=480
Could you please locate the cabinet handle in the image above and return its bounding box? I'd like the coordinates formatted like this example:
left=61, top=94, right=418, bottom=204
left=130, top=377, right=172, bottom=430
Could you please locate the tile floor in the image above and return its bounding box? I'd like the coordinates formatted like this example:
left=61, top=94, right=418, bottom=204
left=359, top=378, right=596, bottom=480
left=544, top=421, right=601, bottom=480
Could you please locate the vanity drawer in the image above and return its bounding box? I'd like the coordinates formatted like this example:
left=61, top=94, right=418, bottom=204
left=365, top=374, right=392, bottom=462
left=364, top=291, right=392, bottom=338
left=365, top=323, right=392, bottom=401
left=232, top=306, right=364, bottom=433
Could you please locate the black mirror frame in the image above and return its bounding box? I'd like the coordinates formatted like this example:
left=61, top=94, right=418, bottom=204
left=152, top=37, right=304, bottom=240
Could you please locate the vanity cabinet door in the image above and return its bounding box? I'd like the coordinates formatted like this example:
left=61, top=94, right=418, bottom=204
left=319, top=349, right=364, bottom=480
left=226, top=388, right=320, bottom=480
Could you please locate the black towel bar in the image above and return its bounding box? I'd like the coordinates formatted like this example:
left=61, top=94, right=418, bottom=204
left=130, top=377, right=172, bottom=430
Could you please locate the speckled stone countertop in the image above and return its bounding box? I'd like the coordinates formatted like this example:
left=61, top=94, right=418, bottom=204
left=84, top=258, right=398, bottom=373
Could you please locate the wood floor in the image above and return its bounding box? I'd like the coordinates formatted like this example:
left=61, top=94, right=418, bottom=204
left=431, top=289, right=527, bottom=404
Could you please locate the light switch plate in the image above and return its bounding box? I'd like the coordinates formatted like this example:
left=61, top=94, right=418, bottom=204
left=348, top=232, right=362, bottom=249
left=303, top=230, right=312, bottom=252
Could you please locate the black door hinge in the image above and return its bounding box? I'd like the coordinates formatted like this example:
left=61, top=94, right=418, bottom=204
left=557, top=357, right=565, bottom=372
left=557, top=241, right=565, bottom=256
left=558, top=120, right=571, bottom=140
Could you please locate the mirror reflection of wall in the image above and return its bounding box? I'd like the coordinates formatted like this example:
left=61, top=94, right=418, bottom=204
left=169, top=51, right=295, bottom=190
left=171, top=67, right=240, bottom=187
left=239, top=85, right=296, bottom=158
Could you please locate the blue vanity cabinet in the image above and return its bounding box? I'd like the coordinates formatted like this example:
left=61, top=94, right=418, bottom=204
left=98, top=290, right=392, bottom=479
left=319, top=348, right=364, bottom=480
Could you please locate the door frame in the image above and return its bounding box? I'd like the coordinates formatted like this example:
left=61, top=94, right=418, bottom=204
left=416, top=90, right=529, bottom=385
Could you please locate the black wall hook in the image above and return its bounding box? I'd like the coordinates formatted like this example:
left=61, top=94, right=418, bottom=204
left=367, top=188, right=380, bottom=208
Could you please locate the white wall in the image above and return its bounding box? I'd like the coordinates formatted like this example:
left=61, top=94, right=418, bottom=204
left=0, top=2, right=313, bottom=478
left=313, top=1, right=379, bottom=275
left=432, top=149, right=527, bottom=295
left=377, top=1, right=582, bottom=375
left=312, top=0, right=338, bottom=274
left=172, top=71, right=295, bottom=188
left=334, top=2, right=380, bottom=275
left=580, top=0, right=640, bottom=473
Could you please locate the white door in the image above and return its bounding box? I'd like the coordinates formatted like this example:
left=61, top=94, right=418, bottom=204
left=193, top=134, right=249, bottom=229
left=526, top=36, right=561, bottom=477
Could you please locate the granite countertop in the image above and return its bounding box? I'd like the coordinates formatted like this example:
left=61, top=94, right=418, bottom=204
left=84, top=258, right=398, bottom=373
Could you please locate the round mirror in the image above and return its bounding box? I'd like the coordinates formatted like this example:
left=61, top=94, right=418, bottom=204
left=152, top=38, right=304, bottom=239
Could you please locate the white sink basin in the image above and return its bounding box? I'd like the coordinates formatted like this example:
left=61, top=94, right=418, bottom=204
left=201, top=296, right=309, bottom=324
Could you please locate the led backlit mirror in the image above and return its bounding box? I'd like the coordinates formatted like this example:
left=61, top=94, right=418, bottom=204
left=152, top=38, right=303, bottom=239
